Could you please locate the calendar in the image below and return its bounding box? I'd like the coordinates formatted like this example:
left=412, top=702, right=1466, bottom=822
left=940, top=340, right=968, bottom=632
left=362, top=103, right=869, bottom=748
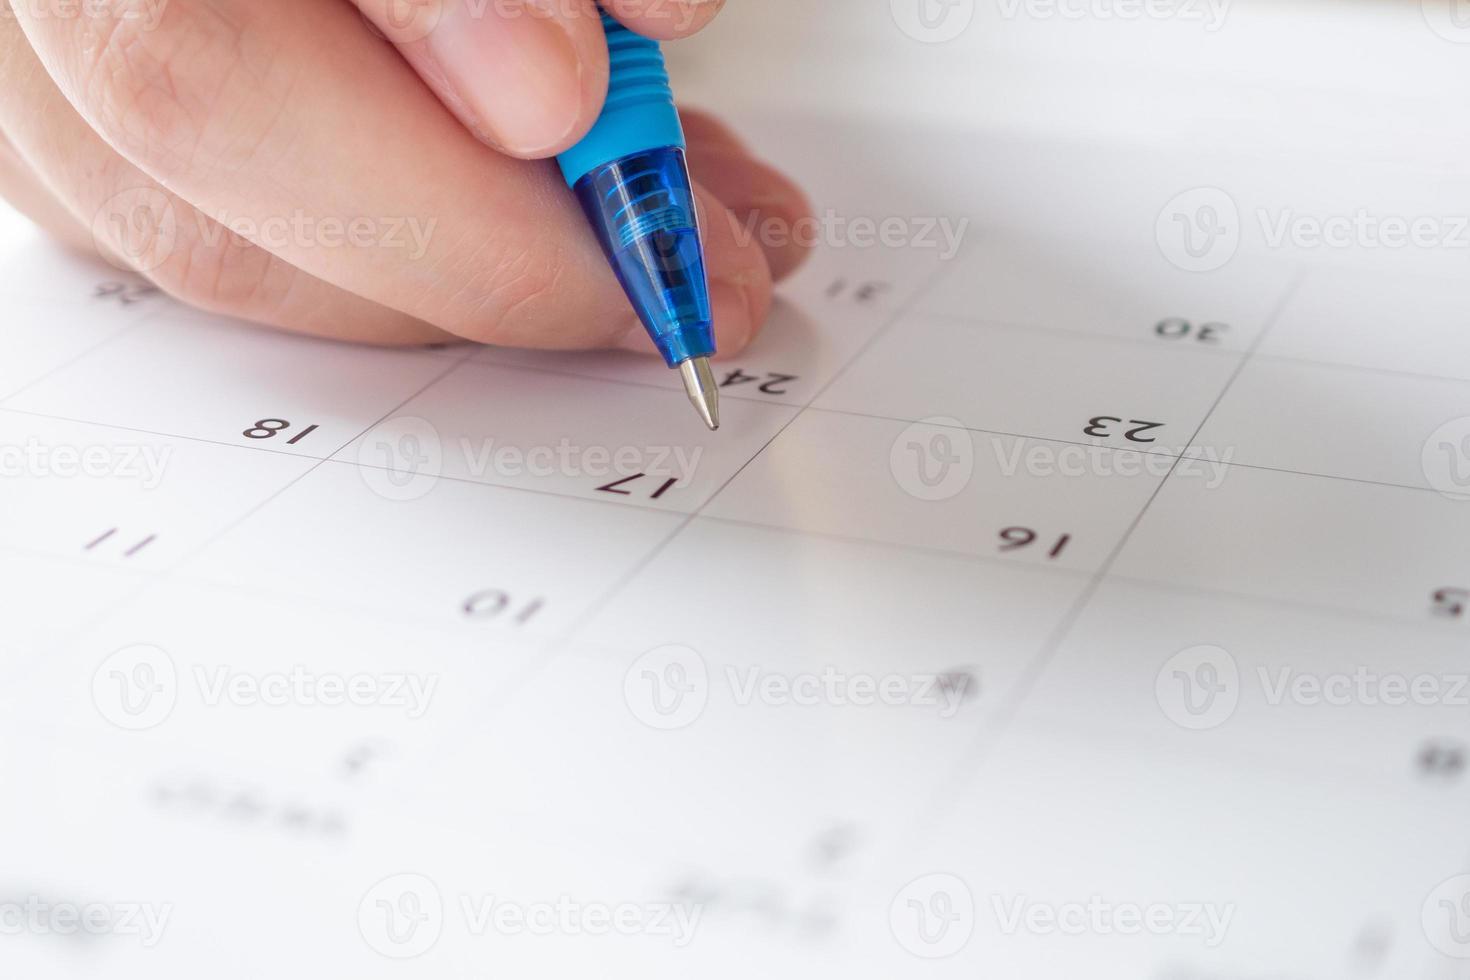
left=7, top=7, right=1470, bottom=974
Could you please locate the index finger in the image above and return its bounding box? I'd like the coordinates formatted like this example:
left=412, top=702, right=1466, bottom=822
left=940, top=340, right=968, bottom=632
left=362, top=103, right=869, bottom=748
left=600, top=0, right=725, bottom=41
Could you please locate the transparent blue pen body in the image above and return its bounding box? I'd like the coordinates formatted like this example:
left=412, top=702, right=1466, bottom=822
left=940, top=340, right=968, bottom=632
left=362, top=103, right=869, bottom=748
left=573, top=148, right=714, bottom=367
left=557, top=14, right=714, bottom=368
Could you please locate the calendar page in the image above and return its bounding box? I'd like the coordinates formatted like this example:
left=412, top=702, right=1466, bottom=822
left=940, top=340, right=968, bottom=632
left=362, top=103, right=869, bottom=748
left=7, top=8, right=1470, bottom=977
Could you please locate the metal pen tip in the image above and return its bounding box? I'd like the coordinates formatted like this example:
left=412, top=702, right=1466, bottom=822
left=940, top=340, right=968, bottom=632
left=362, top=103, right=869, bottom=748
left=679, top=356, right=720, bottom=431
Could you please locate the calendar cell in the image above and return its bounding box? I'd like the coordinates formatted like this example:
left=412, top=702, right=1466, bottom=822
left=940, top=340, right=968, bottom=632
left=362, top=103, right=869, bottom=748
left=0, top=552, right=143, bottom=693
left=1112, top=462, right=1470, bottom=620
left=875, top=729, right=1468, bottom=980
left=1017, top=580, right=1470, bottom=783
left=0, top=300, right=148, bottom=401
left=6, top=311, right=454, bottom=456
left=1263, top=267, right=1470, bottom=380
left=384, top=639, right=958, bottom=897
left=478, top=238, right=939, bottom=401
left=704, top=408, right=1164, bottom=570
left=1193, top=356, right=1470, bottom=491
left=916, top=237, right=1293, bottom=351
left=180, top=460, right=683, bottom=635
left=584, top=517, right=1086, bottom=702
left=336, top=361, right=795, bottom=512
left=9, top=581, right=536, bottom=785
left=815, top=314, right=1242, bottom=454
left=0, top=411, right=314, bottom=570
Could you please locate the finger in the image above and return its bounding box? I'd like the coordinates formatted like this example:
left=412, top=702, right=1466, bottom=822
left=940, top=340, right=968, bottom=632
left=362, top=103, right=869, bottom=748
left=682, top=111, right=814, bottom=282
left=352, top=0, right=610, bottom=158
left=615, top=178, right=772, bottom=357
left=13, top=0, right=772, bottom=353
left=678, top=106, right=750, bottom=156
left=0, top=16, right=452, bottom=346
left=0, top=130, right=96, bottom=253
left=600, top=0, right=725, bottom=41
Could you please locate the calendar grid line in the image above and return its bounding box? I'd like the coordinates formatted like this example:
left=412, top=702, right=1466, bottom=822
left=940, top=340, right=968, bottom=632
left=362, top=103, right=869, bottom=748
left=684, top=513, right=1467, bottom=634
left=0, top=406, right=342, bottom=463
left=999, top=708, right=1438, bottom=795
left=0, top=301, right=166, bottom=405
left=1251, top=349, right=1470, bottom=389
left=11, top=484, right=1457, bottom=661
left=1101, top=570, right=1470, bottom=635
left=103, top=262, right=1470, bottom=399
left=868, top=278, right=1470, bottom=391
left=0, top=530, right=561, bottom=648
left=914, top=268, right=1309, bottom=826
left=545, top=260, right=959, bottom=654
left=808, top=404, right=1464, bottom=498
left=327, top=457, right=687, bottom=514
left=914, top=309, right=1253, bottom=358
left=0, top=298, right=204, bottom=682
left=167, top=356, right=475, bottom=569
left=3, top=351, right=495, bottom=687
left=457, top=355, right=808, bottom=409
left=165, top=567, right=551, bottom=647
left=434, top=257, right=964, bottom=731
left=10, top=388, right=1460, bottom=510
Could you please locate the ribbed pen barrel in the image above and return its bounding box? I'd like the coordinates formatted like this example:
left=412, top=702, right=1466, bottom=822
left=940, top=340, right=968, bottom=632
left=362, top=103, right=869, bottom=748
left=573, top=146, right=714, bottom=367
left=555, top=13, right=686, bottom=187
left=557, top=15, right=710, bottom=368
left=603, top=14, right=672, bottom=115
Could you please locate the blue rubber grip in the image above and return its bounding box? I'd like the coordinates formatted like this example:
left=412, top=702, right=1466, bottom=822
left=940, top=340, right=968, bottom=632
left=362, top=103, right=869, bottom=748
left=556, top=13, right=686, bottom=186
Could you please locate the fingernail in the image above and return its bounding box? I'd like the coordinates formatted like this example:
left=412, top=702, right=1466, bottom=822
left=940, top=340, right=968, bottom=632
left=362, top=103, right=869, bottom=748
left=425, top=0, right=583, bottom=156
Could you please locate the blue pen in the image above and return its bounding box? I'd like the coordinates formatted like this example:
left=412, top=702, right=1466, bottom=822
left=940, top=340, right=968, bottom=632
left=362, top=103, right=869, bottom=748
left=556, top=13, right=719, bottom=430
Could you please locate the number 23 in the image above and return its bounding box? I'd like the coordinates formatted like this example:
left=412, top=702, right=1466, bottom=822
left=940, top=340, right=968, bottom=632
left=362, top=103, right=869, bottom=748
left=1084, top=416, right=1164, bottom=443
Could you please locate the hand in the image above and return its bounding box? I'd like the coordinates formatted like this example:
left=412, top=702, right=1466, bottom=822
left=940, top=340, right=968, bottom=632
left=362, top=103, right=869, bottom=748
left=0, top=0, right=812, bottom=353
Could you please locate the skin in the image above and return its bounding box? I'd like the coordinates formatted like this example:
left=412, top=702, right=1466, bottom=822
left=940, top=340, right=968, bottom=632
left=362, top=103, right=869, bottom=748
left=0, top=0, right=813, bottom=353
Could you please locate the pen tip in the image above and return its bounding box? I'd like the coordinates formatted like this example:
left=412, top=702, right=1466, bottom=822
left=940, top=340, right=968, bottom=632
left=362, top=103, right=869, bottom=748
left=679, top=356, right=720, bottom=431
